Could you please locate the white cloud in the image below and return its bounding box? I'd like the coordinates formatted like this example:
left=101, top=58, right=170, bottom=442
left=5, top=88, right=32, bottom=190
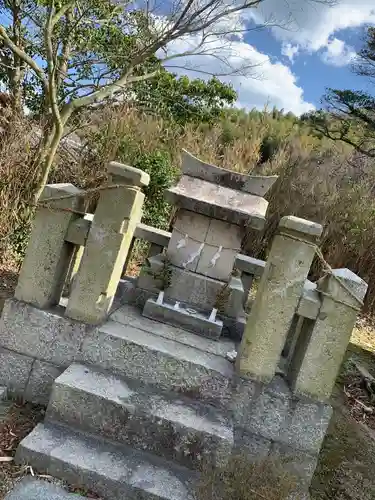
left=163, top=35, right=314, bottom=115
left=281, top=43, right=300, bottom=63
left=252, top=0, right=375, bottom=66
left=321, top=37, right=356, bottom=67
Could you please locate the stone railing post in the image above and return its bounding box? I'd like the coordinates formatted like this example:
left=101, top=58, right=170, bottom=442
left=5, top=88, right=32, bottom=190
left=65, top=162, right=149, bottom=324
left=15, top=183, right=84, bottom=308
left=291, top=269, right=367, bottom=400
left=236, top=216, right=323, bottom=382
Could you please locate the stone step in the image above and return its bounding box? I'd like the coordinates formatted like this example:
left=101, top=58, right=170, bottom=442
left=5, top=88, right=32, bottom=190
left=16, top=422, right=197, bottom=500
left=85, top=318, right=235, bottom=409
left=5, top=478, right=87, bottom=500
left=46, top=363, right=233, bottom=472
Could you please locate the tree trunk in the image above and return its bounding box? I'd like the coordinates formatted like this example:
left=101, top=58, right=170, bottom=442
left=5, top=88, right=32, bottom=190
left=32, top=125, right=65, bottom=205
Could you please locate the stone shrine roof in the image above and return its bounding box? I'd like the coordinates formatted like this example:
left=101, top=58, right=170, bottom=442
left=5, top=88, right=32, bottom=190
left=165, top=175, right=268, bottom=229
left=181, top=150, right=278, bottom=196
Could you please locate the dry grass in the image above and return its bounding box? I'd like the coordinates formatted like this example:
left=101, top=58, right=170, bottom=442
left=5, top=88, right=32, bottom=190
left=197, top=455, right=297, bottom=500
left=1, top=106, right=375, bottom=314
left=0, top=401, right=45, bottom=499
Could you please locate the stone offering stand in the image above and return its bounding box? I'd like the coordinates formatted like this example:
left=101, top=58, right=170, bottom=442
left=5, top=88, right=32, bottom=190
left=0, top=151, right=367, bottom=500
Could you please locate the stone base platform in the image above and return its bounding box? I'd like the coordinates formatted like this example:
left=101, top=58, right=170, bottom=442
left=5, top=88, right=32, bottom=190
left=0, top=298, right=332, bottom=498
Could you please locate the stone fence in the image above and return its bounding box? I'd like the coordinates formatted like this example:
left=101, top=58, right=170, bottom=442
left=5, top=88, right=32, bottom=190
left=5, top=153, right=368, bottom=405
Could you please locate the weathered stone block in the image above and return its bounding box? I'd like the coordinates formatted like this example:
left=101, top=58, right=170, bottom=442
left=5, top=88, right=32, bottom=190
left=269, top=442, right=318, bottom=488
left=16, top=422, right=197, bottom=500
left=233, top=428, right=271, bottom=460
left=278, top=399, right=332, bottom=453
left=196, top=245, right=237, bottom=281
left=205, top=219, right=242, bottom=250
left=167, top=230, right=202, bottom=271
left=66, top=163, right=147, bottom=324
left=134, top=223, right=171, bottom=247
left=0, top=347, right=33, bottom=394
left=297, top=281, right=320, bottom=320
left=237, top=216, right=323, bottom=382
left=234, top=255, right=266, bottom=277
left=238, top=390, right=289, bottom=441
left=47, top=364, right=233, bottom=471
left=278, top=400, right=332, bottom=455
left=231, top=376, right=291, bottom=441
left=225, top=277, right=245, bottom=319
left=293, top=269, right=368, bottom=401
left=165, top=176, right=267, bottom=229
left=171, top=209, right=210, bottom=243
left=111, top=305, right=236, bottom=358
left=143, top=298, right=223, bottom=339
left=4, top=478, right=87, bottom=500
left=82, top=320, right=233, bottom=408
left=166, top=267, right=225, bottom=311
left=0, top=299, right=93, bottom=366
left=15, top=183, right=84, bottom=309
left=24, top=360, right=64, bottom=405
left=108, top=161, right=150, bottom=187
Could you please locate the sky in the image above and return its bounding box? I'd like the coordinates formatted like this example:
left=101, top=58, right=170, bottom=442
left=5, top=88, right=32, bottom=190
left=1, top=0, right=374, bottom=116
left=164, top=0, right=375, bottom=116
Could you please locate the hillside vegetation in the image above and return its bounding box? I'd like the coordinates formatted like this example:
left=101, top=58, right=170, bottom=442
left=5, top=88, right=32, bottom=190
left=1, top=104, right=375, bottom=311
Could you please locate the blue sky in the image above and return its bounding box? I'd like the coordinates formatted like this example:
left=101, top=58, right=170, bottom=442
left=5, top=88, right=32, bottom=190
left=246, top=26, right=369, bottom=110
left=1, top=0, right=374, bottom=115
left=164, top=0, right=375, bottom=115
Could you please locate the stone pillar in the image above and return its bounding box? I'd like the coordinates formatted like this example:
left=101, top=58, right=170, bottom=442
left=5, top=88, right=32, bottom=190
left=65, top=163, right=149, bottom=324
left=236, top=216, right=323, bottom=382
left=15, top=183, right=84, bottom=309
left=292, top=269, right=367, bottom=400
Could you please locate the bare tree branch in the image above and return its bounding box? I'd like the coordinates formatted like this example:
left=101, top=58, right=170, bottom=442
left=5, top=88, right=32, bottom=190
left=0, top=25, right=47, bottom=92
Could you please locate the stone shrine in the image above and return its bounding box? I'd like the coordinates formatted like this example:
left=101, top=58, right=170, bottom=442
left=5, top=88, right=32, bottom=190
left=0, top=152, right=367, bottom=500
left=139, top=150, right=277, bottom=339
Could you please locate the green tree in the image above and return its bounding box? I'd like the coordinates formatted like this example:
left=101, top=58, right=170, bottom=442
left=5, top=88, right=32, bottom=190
left=0, top=0, right=335, bottom=204
left=134, top=67, right=237, bottom=125
left=313, top=26, right=375, bottom=157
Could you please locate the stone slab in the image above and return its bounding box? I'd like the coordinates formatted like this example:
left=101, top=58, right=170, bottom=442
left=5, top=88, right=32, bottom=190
left=135, top=223, right=171, bottom=247
left=64, top=214, right=92, bottom=246
left=181, top=150, right=278, bottom=196
left=269, top=442, right=318, bottom=489
left=165, top=175, right=267, bottom=230
left=278, top=399, right=332, bottom=454
left=0, top=347, right=34, bottom=394
left=233, top=428, right=271, bottom=460
left=231, top=376, right=291, bottom=441
left=16, top=422, right=197, bottom=500
left=143, top=298, right=223, bottom=340
left=116, top=282, right=246, bottom=341
left=24, top=360, right=64, bottom=405
left=82, top=320, right=233, bottom=408
left=137, top=256, right=226, bottom=311
left=108, top=161, right=150, bottom=187
left=170, top=210, right=210, bottom=243
left=0, top=299, right=93, bottom=366
left=234, top=255, right=266, bottom=277
left=297, top=281, right=320, bottom=320
left=195, top=245, right=237, bottom=281
left=5, top=478, right=86, bottom=500
left=279, top=216, right=323, bottom=238
left=47, top=363, right=233, bottom=471
left=111, top=305, right=236, bottom=358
